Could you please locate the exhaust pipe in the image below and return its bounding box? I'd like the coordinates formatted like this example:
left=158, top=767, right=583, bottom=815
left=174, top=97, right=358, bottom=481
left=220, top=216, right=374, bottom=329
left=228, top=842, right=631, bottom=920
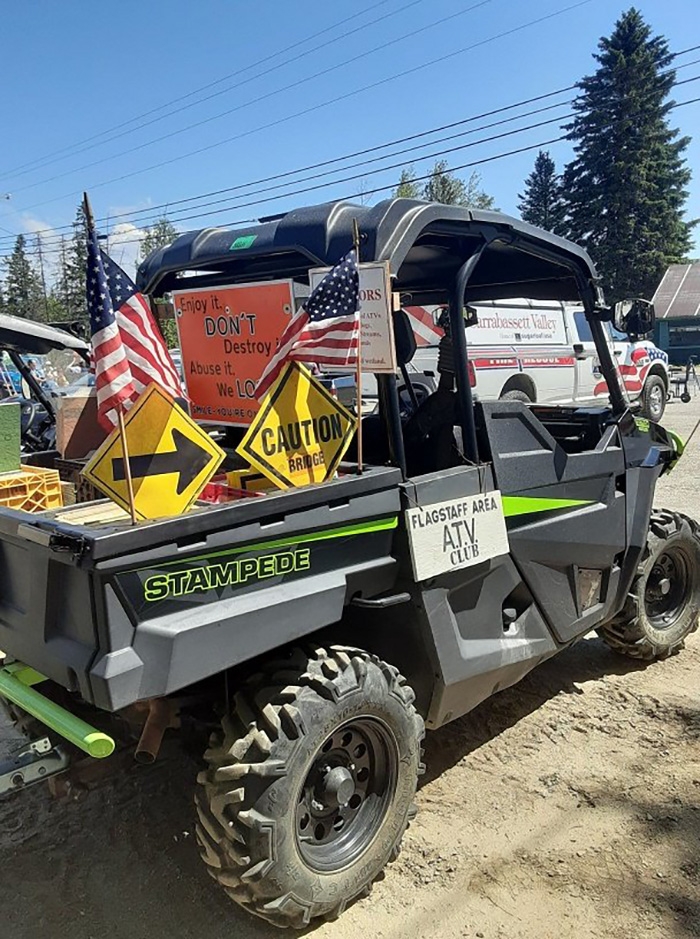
left=135, top=698, right=178, bottom=764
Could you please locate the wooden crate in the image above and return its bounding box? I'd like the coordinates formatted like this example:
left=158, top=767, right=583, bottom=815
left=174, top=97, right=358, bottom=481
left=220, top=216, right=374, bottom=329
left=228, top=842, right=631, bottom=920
left=55, top=458, right=101, bottom=504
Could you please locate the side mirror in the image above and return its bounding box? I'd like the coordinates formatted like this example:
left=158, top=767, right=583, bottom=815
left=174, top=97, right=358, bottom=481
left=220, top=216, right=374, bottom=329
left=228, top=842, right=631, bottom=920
left=613, top=298, right=655, bottom=338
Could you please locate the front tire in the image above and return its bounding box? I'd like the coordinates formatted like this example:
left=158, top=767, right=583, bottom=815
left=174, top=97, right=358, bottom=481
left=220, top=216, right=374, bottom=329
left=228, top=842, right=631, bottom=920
left=598, top=510, right=700, bottom=660
left=640, top=374, right=666, bottom=421
left=195, top=646, right=424, bottom=928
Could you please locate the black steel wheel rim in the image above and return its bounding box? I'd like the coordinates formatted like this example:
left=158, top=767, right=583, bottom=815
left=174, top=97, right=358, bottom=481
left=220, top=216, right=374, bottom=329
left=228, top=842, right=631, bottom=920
left=645, top=546, right=691, bottom=629
left=295, top=717, right=398, bottom=873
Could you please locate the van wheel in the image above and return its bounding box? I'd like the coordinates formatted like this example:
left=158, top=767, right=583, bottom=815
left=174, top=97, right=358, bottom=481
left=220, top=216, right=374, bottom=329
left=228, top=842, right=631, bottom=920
left=195, top=646, right=424, bottom=928
left=598, top=510, right=700, bottom=660
left=500, top=389, right=532, bottom=403
left=640, top=375, right=666, bottom=421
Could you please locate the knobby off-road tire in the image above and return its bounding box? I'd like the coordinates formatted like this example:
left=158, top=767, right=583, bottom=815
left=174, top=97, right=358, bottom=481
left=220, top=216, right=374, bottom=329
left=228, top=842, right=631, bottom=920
left=598, top=510, right=700, bottom=660
left=195, top=646, right=425, bottom=928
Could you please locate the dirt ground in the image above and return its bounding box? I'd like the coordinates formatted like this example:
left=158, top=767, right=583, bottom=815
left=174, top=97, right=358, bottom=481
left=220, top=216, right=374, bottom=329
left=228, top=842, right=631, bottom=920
left=1, top=399, right=699, bottom=939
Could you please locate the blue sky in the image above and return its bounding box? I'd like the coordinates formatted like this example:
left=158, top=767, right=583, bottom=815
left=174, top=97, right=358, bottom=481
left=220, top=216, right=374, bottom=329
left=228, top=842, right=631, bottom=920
left=0, top=0, right=698, bottom=278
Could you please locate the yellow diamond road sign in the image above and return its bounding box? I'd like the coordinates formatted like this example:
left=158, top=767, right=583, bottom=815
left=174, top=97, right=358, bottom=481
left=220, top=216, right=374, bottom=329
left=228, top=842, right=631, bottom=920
left=83, top=383, right=225, bottom=521
left=237, top=362, right=356, bottom=489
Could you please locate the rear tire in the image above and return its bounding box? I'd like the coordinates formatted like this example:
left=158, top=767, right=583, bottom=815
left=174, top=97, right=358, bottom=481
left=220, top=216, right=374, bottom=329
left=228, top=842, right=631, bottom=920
left=640, top=374, right=666, bottom=421
left=195, top=646, right=424, bottom=928
left=598, top=510, right=700, bottom=660
left=500, top=389, right=532, bottom=403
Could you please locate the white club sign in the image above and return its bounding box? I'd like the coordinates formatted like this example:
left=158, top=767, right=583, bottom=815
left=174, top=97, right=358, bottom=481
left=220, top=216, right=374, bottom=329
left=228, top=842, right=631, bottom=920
left=405, top=491, right=510, bottom=581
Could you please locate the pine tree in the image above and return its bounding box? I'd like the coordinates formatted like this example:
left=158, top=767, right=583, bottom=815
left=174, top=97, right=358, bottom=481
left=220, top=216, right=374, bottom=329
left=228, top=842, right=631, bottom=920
left=561, top=8, right=693, bottom=301
left=4, top=234, right=43, bottom=319
left=395, top=167, right=421, bottom=199
left=518, top=151, right=566, bottom=233
left=140, top=217, right=179, bottom=261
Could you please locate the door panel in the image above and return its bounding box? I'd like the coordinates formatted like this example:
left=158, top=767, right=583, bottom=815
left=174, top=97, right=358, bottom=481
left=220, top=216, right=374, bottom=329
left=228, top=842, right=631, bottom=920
left=572, top=310, right=599, bottom=403
left=479, top=401, right=626, bottom=643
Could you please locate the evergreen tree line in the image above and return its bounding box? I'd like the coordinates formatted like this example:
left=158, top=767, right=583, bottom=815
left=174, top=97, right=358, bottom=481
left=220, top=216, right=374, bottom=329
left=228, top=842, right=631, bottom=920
left=0, top=8, right=695, bottom=319
left=0, top=212, right=178, bottom=326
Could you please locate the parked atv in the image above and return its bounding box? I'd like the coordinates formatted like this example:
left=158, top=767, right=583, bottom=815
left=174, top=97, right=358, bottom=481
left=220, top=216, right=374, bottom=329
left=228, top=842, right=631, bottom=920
left=0, top=313, right=90, bottom=456
left=1, top=200, right=698, bottom=929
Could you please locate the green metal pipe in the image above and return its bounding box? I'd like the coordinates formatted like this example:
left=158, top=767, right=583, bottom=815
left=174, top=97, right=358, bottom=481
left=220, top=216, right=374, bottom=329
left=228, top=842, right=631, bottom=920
left=0, top=667, right=115, bottom=759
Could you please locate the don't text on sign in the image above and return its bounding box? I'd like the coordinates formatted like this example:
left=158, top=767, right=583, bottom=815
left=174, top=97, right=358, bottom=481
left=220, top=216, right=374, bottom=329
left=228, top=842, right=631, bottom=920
left=309, top=261, right=396, bottom=374
left=236, top=362, right=356, bottom=489
left=173, top=280, right=294, bottom=427
left=82, top=384, right=225, bottom=520
left=405, top=491, right=509, bottom=581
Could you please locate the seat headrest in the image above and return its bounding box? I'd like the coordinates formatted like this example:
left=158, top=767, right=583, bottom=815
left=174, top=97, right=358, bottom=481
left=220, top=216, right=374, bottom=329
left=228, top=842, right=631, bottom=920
left=394, top=309, right=417, bottom=366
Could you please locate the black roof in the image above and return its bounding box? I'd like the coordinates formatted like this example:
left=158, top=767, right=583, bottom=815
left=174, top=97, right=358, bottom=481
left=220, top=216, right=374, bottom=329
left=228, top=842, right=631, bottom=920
left=0, top=314, right=89, bottom=356
left=136, top=198, right=602, bottom=306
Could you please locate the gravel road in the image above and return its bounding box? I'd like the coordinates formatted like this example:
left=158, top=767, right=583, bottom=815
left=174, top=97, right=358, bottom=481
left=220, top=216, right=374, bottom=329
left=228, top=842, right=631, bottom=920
left=1, top=399, right=699, bottom=939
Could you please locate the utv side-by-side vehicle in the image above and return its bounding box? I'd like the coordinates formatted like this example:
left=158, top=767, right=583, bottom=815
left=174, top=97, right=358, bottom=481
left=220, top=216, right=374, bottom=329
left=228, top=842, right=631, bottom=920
left=0, top=314, right=90, bottom=454
left=1, top=199, right=699, bottom=928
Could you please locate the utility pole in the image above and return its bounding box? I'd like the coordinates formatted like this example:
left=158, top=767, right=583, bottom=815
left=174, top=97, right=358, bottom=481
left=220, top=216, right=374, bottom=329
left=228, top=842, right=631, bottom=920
left=35, top=232, right=49, bottom=321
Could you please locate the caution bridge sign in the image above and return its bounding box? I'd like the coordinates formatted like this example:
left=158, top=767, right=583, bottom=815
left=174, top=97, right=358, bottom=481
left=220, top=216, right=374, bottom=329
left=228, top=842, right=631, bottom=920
left=236, top=362, right=356, bottom=489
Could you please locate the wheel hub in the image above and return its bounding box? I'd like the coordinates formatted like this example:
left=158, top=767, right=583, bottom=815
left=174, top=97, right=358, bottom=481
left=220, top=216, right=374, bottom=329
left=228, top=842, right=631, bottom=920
left=295, top=717, right=398, bottom=873
left=645, top=547, right=691, bottom=629
left=322, top=765, right=355, bottom=806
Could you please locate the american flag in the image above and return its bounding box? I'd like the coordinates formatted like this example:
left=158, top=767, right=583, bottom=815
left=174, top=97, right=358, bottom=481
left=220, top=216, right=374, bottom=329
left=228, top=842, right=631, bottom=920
left=86, top=220, right=183, bottom=429
left=254, top=249, right=360, bottom=401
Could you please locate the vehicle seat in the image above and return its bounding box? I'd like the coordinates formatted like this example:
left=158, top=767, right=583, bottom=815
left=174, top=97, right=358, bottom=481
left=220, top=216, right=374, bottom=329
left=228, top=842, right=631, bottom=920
left=403, top=388, right=461, bottom=475
left=347, top=309, right=419, bottom=466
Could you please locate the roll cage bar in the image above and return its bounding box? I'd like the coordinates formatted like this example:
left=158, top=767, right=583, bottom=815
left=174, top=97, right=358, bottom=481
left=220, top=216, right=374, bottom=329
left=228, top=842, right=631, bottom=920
left=137, top=198, right=626, bottom=472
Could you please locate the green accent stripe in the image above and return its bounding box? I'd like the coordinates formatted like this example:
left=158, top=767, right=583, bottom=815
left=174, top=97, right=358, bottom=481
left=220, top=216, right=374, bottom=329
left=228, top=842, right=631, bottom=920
left=502, top=496, right=593, bottom=517
left=130, top=515, right=399, bottom=572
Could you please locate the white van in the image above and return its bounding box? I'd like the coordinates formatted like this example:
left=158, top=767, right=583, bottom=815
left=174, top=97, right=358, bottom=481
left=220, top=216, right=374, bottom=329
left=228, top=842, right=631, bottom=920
left=405, top=300, right=669, bottom=421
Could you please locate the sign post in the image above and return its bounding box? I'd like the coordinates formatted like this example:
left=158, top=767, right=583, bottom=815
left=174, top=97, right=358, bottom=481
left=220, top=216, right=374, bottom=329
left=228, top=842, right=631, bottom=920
left=352, top=219, right=363, bottom=475
left=83, top=191, right=138, bottom=524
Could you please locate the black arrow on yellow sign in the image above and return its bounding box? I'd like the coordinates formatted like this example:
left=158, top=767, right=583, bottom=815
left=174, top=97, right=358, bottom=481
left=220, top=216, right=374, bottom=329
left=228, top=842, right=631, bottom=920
left=112, top=428, right=213, bottom=495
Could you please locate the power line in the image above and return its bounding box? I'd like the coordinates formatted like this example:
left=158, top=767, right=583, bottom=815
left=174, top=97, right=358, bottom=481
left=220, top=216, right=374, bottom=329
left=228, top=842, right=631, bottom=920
left=7, top=0, right=597, bottom=216
left=111, top=90, right=700, bottom=230
left=6, top=68, right=698, bottom=253
left=6, top=93, right=698, bottom=263
left=0, top=0, right=414, bottom=182
left=0, top=90, right=576, bottom=245
left=5, top=0, right=496, bottom=198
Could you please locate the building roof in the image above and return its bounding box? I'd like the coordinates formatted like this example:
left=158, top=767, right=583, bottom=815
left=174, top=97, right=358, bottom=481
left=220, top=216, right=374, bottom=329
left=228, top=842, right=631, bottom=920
left=653, top=263, right=700, bottom=319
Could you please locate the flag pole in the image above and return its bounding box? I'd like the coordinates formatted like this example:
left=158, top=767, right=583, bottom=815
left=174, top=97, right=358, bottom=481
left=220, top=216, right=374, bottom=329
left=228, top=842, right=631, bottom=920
left=116, top=407, right=138, bottom=525
left=83, top=192, right=138, bottom=526
left=352, top=218, right=363, bottom=475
